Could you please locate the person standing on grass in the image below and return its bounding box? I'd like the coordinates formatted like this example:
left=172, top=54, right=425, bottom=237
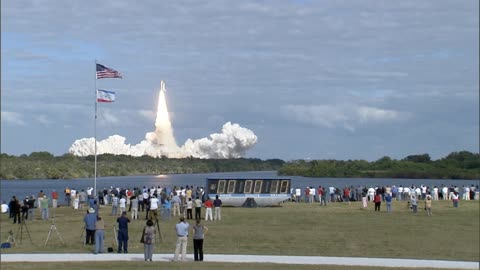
left=361, top=187, right=368, bottom=208
left=194, top=197, right=202, bottom=220
left=451, top=191, right=459, bottom=208
left=410, top=194, right=418, bottom=213
left=385, top=192, right=393, bottom=213
left=10, top=196, right=21, bottom=224
left=111, top=194, right=119, bottom=216
left=41, top=195, right=49, bottom=220
left=343, top=187, right=351, bottom=205
left=65, top=187, right=71, bottom=207
left=21, top=196, right=29, bottom=220
left=213, top=195, right=222, bottom=221
left=173, top=217, right=190, bottom=261
left=84, top=208, right=97, bottom=245
left=204, top=197, right=213, bottom=221
left=119, top=195, right=127, bottom=214
left=193, top=218, right=208, bottom=261
left=130, top=195, right=139, bottom=220
left=172, top=192, right=182, bottom=217
left=186, top=198, right=193, bottom=220
left=425, top=195, right=432, bottom=216
left=51, top=190, right=58, bottom=208
left=37, top=190, right=45, bottom=215
left=319, top=186, right=327, bottom=206
left=117, top=211, right=130, bottom=253
left=94, top=216, right=105, bottom=254
left=143, top=219, right=156, bottom=261
left=373, top=192, right=381, bottom=212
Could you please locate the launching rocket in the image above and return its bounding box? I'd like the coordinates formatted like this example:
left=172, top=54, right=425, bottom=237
left=161, top=80, right=167, bottom=92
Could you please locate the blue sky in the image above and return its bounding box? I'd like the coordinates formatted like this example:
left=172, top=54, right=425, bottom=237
left=1, top=0, right=479, bottom=161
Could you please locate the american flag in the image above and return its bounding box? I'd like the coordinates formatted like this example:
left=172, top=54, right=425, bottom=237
left=96, top=63, right=123, bottom=79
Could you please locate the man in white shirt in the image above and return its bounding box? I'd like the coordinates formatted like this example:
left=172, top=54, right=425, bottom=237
left=119, top=196, right=127, bottom=213
left=329, top=186, right=336, bottom=202
left=367, top=187, right=375, bottom=202
left=295, top=188, right=301, bottom=203
left=442, top=186, right=449, bottom=200
left=432, top=186, right=439, bottom=200
left=397, top=186, right=404, bottom=201
left=149, top=195, right=159, bottom=220
left=463, top=186, right=470, bottom=200
left=421, top=185, right=427, bottom=200
left=309, top=187, right=315, bottom=203
left=403, top=186, right=411, bottom=201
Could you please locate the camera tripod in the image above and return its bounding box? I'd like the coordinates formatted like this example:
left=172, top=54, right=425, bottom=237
left=153, top=217, right=163, bottom=242
left=15, top=217, right=33, bottom=245
left=45, top=217, right=65, bottom=246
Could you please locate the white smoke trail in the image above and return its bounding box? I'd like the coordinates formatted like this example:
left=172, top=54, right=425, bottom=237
left=68, top=122, right=257, bottom=158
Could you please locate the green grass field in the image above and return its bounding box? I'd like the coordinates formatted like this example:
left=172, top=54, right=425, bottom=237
left=1, top=199, right=479, bottom=269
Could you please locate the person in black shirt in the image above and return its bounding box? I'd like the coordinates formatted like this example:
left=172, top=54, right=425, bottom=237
left=9, top=196, right=21, bottom=224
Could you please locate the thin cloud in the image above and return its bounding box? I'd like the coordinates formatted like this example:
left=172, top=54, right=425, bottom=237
left=283, top=103, right=407, bottom=131
left=2, top=111, right=26, bottom=125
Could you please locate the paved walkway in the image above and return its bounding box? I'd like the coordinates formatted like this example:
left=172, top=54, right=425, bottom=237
left=1, top=253, right=478, bottom=269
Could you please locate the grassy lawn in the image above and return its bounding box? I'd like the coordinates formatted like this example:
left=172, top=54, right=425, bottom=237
left=1, top=200, right=478, bottom=262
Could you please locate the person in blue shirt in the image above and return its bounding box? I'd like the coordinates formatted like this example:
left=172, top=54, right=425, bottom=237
left=83, top=208, right=97, bottom=245
left=173, top=216, right=190, bottom=261
left=385, top=193, right=393, bottom=213
left=117, top=211, right=130, bottom=253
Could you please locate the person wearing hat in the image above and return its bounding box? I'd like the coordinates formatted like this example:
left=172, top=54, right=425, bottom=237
left=84, top=208, right=97, bottom=245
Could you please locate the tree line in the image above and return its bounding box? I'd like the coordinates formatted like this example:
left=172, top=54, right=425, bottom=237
left=0, top=152, right=284, bottom=180
left=0, top=151, right=478, bottom=180
left=278, top=151, right=480, bottom=179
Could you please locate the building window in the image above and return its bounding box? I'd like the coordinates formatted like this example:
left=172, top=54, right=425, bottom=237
left=227, top=180, right=236, bottom=194
left=217, top=180, right=226, bottom=194
left=244, top=180, right=253, bottom=194
left=254, top=180, right=263, bottom=194
left=270, top=180, right=279, bottom=194
left=280, top=180, right=289, bottom=193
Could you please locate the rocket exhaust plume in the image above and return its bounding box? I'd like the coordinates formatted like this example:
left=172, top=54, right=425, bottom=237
left=69, top=80, right=258, bottom=158
left=145, top=81, right=180, bottom=155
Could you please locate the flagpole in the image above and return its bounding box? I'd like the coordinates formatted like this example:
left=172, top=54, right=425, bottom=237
left=94, top=60, right=98, bottom=198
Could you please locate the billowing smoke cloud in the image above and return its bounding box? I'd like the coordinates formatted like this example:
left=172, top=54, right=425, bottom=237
left=69, top=81, right=257, bottom=158
left=69, top=122, right=257, bottom=158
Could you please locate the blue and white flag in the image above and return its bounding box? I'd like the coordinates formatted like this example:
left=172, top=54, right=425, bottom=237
left=97, top=89, right=116, bottom=103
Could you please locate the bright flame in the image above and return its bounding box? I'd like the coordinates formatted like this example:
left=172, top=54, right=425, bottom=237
left=145, top=81, right=180, bottom=154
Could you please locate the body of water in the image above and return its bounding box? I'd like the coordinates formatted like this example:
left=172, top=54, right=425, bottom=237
left=1, top=171, right=478, bottom=204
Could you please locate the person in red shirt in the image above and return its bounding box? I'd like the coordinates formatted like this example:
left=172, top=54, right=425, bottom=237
left=343, top=187, right=351, bottom=205
left=374, top=193, right=382, bottom=211
left=204, top=198, right=213, bottom=221
left=304, top=187, right=311, bottom=203
left=51, top=190, right=59, bottom=208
